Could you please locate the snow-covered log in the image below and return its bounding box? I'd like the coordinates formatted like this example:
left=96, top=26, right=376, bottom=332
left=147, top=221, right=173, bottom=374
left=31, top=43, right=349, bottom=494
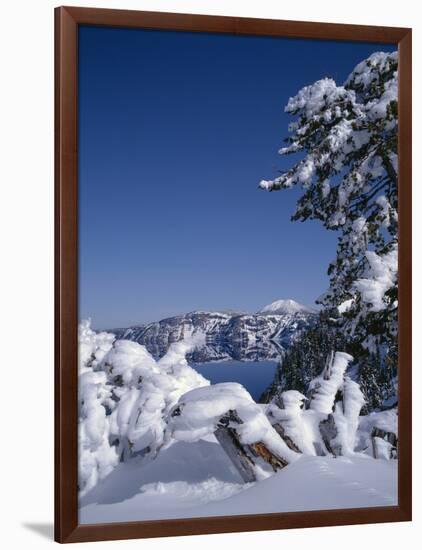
left=213, top=411, right=258, bottom=483
left=214, top=410, right=288, bottom=483
left=169, top=383, right=299, bottom=482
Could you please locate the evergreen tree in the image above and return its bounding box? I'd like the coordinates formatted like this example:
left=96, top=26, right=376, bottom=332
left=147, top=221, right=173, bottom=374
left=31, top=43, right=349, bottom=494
left=259, top=52, right=398, bottom=408
left=260, top=310, right=347, bottom=402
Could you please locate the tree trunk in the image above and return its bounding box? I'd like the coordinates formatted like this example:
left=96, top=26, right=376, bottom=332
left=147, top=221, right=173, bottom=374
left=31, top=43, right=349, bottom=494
left=319, top=413, right=341, bottom=456
left=214, top=410, right=288, bottom=483
left=272, top=422, right=302, bottom=453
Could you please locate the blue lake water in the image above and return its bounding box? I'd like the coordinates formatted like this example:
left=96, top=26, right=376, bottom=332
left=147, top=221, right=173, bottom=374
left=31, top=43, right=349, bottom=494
left=191, top=360, right=279, bottom=402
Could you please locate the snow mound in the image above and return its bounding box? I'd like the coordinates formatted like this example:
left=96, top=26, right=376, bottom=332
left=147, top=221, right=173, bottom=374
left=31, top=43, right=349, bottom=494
left=80, top=452, right=397, bottom=523
left=259, top=299, right=314, bottom=315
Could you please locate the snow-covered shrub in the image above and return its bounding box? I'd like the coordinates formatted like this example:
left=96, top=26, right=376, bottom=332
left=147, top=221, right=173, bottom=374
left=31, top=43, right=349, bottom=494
left=267, top=352, right=365, bottom=457
left=79, top=368, right=119, bottom=496
left=78, top=321, right=118, bottom=496
left=104, top=336, right=209, bottom=461
left=78, top=322, right=209, bottom=495
left=79, top=319, right=115, bottom=371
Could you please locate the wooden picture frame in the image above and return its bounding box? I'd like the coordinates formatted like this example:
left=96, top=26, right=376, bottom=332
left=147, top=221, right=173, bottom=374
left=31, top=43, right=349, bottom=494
left=55, top=5, right=412, bottom=543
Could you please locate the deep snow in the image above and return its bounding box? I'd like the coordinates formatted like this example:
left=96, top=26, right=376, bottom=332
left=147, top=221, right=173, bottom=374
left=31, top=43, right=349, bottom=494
left=78, top=321, right=398, bottom=524
left=79, top=436, right=397, bottom=524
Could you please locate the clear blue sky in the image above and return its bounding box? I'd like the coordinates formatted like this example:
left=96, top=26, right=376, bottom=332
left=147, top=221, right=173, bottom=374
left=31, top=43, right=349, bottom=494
left=78, top=26, right=395, bottom=329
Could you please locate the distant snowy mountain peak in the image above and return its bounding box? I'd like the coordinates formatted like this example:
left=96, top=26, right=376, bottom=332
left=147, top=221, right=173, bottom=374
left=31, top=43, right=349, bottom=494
left=259, top=299, right=315, bottom=316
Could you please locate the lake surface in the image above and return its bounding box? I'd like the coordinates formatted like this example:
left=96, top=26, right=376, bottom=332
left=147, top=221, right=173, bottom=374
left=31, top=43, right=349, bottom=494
left=191, top=360, right=279, bottom=402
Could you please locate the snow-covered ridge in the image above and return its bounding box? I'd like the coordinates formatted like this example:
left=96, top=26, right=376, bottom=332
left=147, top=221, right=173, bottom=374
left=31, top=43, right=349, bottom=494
left=110, top=301, right=317, bottom=362
left=259, top=299, right=315, bottom=316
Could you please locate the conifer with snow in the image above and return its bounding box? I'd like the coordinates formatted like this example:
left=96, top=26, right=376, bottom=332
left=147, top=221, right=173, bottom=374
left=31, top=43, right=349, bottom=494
left=259, top=52, right=398, bottom=408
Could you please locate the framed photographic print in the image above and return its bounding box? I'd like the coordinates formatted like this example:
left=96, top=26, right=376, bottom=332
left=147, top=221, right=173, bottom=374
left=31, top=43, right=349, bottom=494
left=55, top=6, right=412, bottom=543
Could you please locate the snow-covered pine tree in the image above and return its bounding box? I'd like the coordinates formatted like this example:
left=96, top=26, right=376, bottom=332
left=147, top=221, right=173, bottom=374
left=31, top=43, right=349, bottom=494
left=259, top=52, right=398, bottom=409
